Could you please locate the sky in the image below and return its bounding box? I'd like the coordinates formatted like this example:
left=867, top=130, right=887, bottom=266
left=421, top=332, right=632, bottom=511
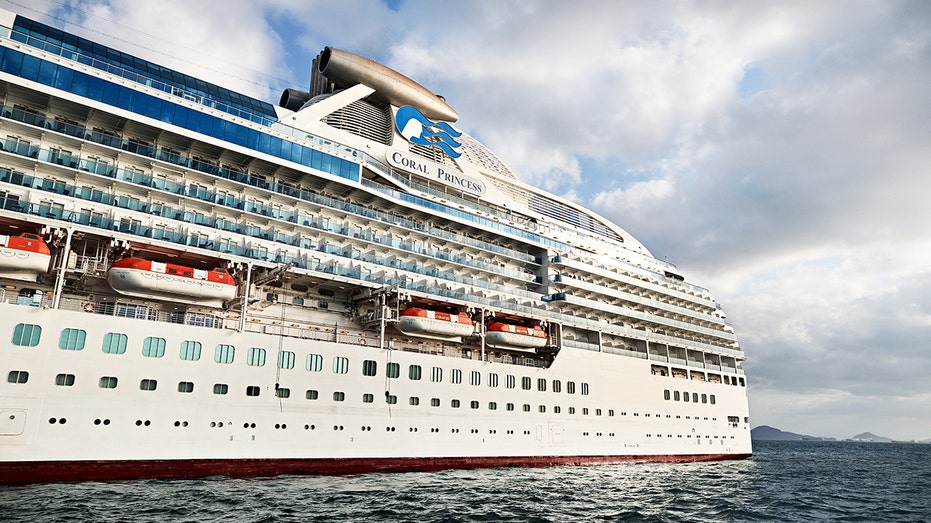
left=4, top=0, right=930, bottom=441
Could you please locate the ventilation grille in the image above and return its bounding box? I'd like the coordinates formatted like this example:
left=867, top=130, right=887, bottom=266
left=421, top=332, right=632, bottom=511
left=323, top=100, right=393, bottom=145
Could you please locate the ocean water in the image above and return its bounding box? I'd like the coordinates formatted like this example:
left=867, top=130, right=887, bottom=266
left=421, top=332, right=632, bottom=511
left=2, top=441, right=929, bottom=522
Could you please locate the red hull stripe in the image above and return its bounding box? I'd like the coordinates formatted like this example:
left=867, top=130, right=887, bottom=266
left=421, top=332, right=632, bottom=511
left=1, top=453, right=751, bottom=484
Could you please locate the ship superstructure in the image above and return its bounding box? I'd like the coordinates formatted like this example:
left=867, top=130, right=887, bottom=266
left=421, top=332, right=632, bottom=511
left=0, top=9, right=750, bottom=482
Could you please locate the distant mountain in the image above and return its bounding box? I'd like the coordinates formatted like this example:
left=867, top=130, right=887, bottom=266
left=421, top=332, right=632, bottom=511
left=751, top=425, right=812, bottom=441
left=848, top=432, right=893, bottom=443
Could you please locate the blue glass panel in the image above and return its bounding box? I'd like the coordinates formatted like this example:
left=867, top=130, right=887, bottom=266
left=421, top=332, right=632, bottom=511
left=86, top=76, right=105, bottom=101
left=70, top=70, right=88, bottom=96
left=145, top=95, right=161, bottom=119
left=37, top=59, right=57, bottom=85
left=20, top=53, right=41, bottom=80
left=54, top=65, right=73, bottom=90
left=102, top=81, right=120, bottom=105
left=0, top=48, right=22, bottom=75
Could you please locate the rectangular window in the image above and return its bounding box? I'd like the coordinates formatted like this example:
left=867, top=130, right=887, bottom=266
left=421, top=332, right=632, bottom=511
left=409, top=365, right=422, bottom=380
left=180, top=340, right=202, bottom=361
left=521, top=377, right=531, bottom=390
left=583, top=408, right=589, bottom=415
left=386, top=394, right=397, bottom=404
left=470, top=400, right=479, bottom=409
left=213, top=383, right=229, bottom=395
left=7, top=370, right=28, bottom=384
left=139, top=379, right=157, bottom=391
left=609, top=410, right=615, bottom=416
left=306, top=389, right=319, bottom=400
left=539, top=405, right=546, bottom=413
left=664, top=389, right=671, bottom=400
left=55, top=373, right=75, bottom=386
left=306, top=353, right=323, bottom=372
left=596, top=408, right=602, bottom=416
left=142, top=337, right=166, bottom=358
left=506, top=375, right=516, bottom=389
left=537, top=378, right=547, bottom=392
left=431, top=398, right=440, bottom=407
left=554, top=406, right=561, bottom=413
left=693, top=393, right=699, bottom=403
left=363, top=393, right=374, bottom=403
left=552, top=380, right=562, bottom=393
left=581, top=383, right=590, bottom=395
left=58, top=328, right=86, bottom=350
left=522, top=404, right=531, bottom=412
left=214, top=344, right=235, bottom=364
left=431, top=366, right=443, bottom=382
left=276, top=387, right=290, bottom=398
left=675, top=391, right=681, bottom=401
left=247, top=347, right=266, bottom=367
left=332, top=356, right=349, bottom=374
left=450, top=369, right=462, bottom=384
left=386, top=362, right=400, bottom=378
left=277, top=351, right=295, bottom=369
left=683, top=391, right=690, bottom=402
left=178, top=381, right=194, bottom=393
left=362, top=360, right=377, bottom=376
left=101, top=333, right=128, bottom=354
left=488, top=373, right=499, bottom=388
left=702, top=393, right=708, bottom=404
left=12, top=323, right=41, bottom=346
left=451, top=399, right=460, bottom=408
left=488, top=402, right=497, bottom=410
left=710, top=395, right=716, bottom=405
left=567, top=381, right=576, bottom=394
left=246, top=385, right=260, bottom=397
left=409, top=396, right=420, bottom=406
left=98, top=376, right=118, bottom=389
left=470, top=371, right=481, bottom=386
left=569, top=407, right=576, bottom=414
left=506, top=403, right=515, bottom=411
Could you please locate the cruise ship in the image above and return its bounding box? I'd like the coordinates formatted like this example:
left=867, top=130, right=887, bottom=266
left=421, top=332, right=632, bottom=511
left=0, top=8, right=751, bottom=483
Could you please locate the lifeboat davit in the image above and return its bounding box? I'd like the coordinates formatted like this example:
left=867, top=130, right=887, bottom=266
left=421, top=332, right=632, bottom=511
left=485, top=322, right=548, bottom=349
left=396, top=307, right=475, bottom=340
left=107, top=258, right=236, bottom=307
left=0, top=232, right=51, bottom=281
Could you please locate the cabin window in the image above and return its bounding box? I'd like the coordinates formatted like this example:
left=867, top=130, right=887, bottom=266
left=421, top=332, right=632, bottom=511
left=567, top=381, right=576, bottom=394
left=214, top=344, right=235, bottom=364
left=710, top=395, right=716, bottom=405
left=101, top=333, right=128, bottom=354
left=596, top=409, right=602, bottom=416
left=276, top=388, right=290, bottom=398
left=569, top=407, right=576, bottom=415
left=552, top=380, right=562, bottom=393
left=430, top=366, right=442, bottom=382
left=247, top=347, right=266, bottom=367
left=362, top=360, right=377, bottom=376
left=7, top=370, right=28, bottom=384
left=537, top=378, right=547, bottom=392
left=306, top=353, right=323, bottom=372
left=408, top=365, right=422, bottom=380
left=332, top=357, right=349, bottom=374
left=538, top=405, right=546, bottom=413
left=450, top=369, right=462, bottom=384
left=386, top=362, right=400, bottom=378
left=506, top=403, right=515, bottom=411
left=488, top=373, right=499, bottom=388
left=12, top=323, right=42, bottom=346
left=488, top=402, right=498, bottom=410
left=470, top=400, right=479, bottom=409
left=213, top=383, right=229, bottom=395
left=609, top=410, right=615, bottom=416
left=409, top=397, right=420, bottom=406
left=246, top=386, right=260, bottom=397
left=693, top=393, right=699, bottom=403
left=142, top=337, right=166, bottom=358
left=521, top=377, right=531, bottom=390
left=277, top=351, right=295, bottom=370
left=139, top=379, right=157, bottom=391
left=431, top=398, right=440, bottom=407
left=386, top=394, right=397, bottom=404
left=506, top=375, right=516, bottom=389
left=683, top=391, right=690, bottom=402
left=305, top=389, right=319, bottom=400
left=470, top=371, right=481, bottom=386
left=582, top=408, right=589, bottom=415
left=55, top=373, right=75, bottom=386
left=99, top=376, right=118, bottom=389
left=363, top=393, right=374, bottom=403
left=58, top=328, right=86, bottom=350
left=674, top=391, right=681, bottom=401
left=664, top=390, right=671, bottom=400
left=180, top=341, right=202, bottom=361
left=522, top=404, right=531, bottom=412
left=553, top=406, right=561, bottom=414
left=451, top=399, right=460, bottom=408
left=178, top=381, right=194, bottom=393
left=702, top=394, right=708, bottom=404
left=581, top=383, right=590, bottom=395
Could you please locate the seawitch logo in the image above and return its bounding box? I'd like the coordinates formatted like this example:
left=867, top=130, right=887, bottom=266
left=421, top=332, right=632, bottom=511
left=395, top=106, right=463, bottom=159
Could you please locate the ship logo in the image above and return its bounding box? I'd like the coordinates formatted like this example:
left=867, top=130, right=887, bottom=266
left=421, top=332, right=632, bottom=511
left=396, top=106, right=463, bottom=159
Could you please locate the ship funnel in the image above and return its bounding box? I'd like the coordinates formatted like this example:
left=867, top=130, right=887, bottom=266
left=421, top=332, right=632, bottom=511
left=279, top=88, right=313, bottom=112
left=317, top=46, right=458, bottom=122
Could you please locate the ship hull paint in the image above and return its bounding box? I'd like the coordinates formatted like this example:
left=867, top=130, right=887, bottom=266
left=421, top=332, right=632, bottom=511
left=1, top=453, right=752, bottom=484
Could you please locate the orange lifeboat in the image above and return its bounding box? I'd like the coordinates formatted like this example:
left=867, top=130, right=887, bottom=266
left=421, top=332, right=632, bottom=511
left=396, top=307, right=475, bottom=340
left=485, top=322, right=548, bottom=349
left=0, top=232, right=51, bottom=281
left=107, top=257, right=236, bottom=306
